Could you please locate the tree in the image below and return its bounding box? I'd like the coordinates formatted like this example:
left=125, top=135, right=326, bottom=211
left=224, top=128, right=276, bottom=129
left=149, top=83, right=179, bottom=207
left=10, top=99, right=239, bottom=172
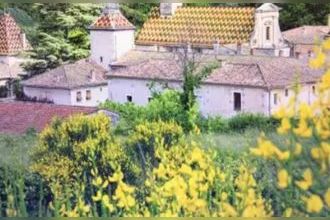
left=174, top=45, right=218, bottom=132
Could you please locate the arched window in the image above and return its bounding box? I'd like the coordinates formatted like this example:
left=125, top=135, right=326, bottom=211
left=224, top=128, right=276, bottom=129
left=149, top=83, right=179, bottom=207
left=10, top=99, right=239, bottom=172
left=266, top=26, right=271, bottom=41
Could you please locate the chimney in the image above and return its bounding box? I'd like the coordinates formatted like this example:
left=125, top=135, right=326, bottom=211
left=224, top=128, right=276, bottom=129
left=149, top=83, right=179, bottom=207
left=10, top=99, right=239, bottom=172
left=103, top=3, right=120, bottom=15
left=213, top=39, right=220, bottom=55
left=160, top=3, right=182, bottom=17
left=20, top=32, right=26, bottom=50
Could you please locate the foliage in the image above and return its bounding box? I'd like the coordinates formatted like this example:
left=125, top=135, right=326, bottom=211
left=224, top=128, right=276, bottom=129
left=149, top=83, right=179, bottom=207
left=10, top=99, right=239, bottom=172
left=29, top=114, right=138, bottom=201
left=250, top=38, right=330, bottom=216
left=227, top=113, right=279, bottom=132
left=278, top=3, right=330, bottom=31
left=18, top=3, right=102, bottom=76
left=102, top=89, right=278, bottom=135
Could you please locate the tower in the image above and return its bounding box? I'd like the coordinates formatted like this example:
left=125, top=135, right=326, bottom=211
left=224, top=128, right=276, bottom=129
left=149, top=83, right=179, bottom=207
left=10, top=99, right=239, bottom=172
left=89, top=3, right=135, bottom=69
left=250, top=3, right=289, bottom=56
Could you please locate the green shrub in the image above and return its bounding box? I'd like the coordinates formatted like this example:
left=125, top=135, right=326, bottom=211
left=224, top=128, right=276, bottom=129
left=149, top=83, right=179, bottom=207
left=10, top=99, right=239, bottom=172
left=227, top=113, right=279, bottom=132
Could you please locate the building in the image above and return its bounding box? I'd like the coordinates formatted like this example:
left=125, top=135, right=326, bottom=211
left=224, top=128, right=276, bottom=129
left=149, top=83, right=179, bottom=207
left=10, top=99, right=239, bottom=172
left=0, top=101, right=119, bottom=134
left=108, top=50, right=322, bottom=117
left=0, top=13, right=31, bottom=93
left=283, top=25, right=330, bottom=58
left=22, top=59, right=109, bottom=106
left=86, top=3, right=324, bottom=117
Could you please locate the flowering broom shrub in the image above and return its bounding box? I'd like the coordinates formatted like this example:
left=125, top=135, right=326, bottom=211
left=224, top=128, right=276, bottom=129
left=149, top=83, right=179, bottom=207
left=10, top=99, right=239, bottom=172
left=250, top=39, right=330, bottom=217
left=29, top=114, right=139, bottom=208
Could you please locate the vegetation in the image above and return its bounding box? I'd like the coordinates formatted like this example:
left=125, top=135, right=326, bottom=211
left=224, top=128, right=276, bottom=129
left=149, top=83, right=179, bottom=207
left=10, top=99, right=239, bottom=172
left=0, top=3, right=329, bottom=217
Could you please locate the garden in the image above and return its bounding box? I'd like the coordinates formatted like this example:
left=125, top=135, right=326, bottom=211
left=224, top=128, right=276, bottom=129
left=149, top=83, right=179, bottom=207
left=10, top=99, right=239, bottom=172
left=0, top=40, right=329, bottom=217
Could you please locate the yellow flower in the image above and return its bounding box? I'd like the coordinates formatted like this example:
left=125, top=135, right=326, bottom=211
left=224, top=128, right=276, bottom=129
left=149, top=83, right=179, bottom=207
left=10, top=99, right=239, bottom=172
left=299, top=103, right=313, bottom=119
left=222, top=202, right=237, bottom=217
left=309, top=51, right=326, bottom=69
left=92, top=191, right=102, bottom=202
left=295, top=168, right=313, bottom=190
left=109, top=170, right=124, bottom=182
left=179, top=164, right=193, bottom=176
left=277, top=169, right=289, bottom=189
left=284, top=208, right=292, bottom=217
left=304, top=194, right=324, bottom=213
left=325, top=188, right=330, bottom=207
left=294, top=143, right=302, bottom=155
left=294, top=119, right=312, bottom=138
left=311, top=147, right=320, bottom=159
left=319, top=70, right=330, bottom=90
left=277, top=117, right=291, bottom=134
left=322, top=38, right=330, bottom=50
left=276, top=150, right=290, bottom=161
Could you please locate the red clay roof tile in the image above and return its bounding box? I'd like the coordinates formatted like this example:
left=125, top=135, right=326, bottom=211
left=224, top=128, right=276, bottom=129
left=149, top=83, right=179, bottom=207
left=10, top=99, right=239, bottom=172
left=0, top=13, right=31, bottom=55
left=0, top=102, right=97, bottom=134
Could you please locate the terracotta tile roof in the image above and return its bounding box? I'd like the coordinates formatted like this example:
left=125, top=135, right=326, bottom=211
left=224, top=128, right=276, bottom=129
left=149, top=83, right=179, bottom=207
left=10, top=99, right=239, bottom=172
left=0, top=13, right=32, bottom=55
left=109, top=51, right=322, bottom=89
left=136, top=6, right=255, bottom=47
left=22, top=59, right=108, bottom=90
left=0, top=102, right=97, bottom=134
left=283, top=26, right=330, bottom=45
left=90, top=11, right=135, bottom=30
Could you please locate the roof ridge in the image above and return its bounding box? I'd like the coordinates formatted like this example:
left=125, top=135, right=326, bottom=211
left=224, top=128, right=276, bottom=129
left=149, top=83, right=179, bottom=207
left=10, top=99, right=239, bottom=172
left=255, top=63, right=270, bottom=89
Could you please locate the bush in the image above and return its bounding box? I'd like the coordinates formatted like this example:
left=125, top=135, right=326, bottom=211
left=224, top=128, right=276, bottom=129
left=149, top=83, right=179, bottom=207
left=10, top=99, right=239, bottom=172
left=227, top=113, right=279, bottom=132
left=30, top=114, right=139, bottom=198
left=102, top=90, right=278, bottom=135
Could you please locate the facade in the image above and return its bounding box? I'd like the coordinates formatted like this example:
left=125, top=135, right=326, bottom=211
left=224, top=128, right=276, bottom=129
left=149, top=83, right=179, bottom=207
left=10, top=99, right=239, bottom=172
left=107, top=52, right=322, bottom=117
left=0, top=13, right=31, bottom=94
left=22, top=59, right=109, bottom=107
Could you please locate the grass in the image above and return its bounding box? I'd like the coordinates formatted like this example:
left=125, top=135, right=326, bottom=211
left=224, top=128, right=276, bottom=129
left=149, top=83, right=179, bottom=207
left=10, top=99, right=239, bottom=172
left=0, top=131, right=37, bottom=168
left=0, top=128, right=282, bottom=168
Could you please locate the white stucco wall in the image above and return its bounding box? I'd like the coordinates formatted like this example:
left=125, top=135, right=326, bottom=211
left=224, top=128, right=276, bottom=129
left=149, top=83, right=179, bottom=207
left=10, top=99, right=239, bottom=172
left=71, top=85, right=108, bottom=106
left=23, top=85, right=108, bottom=107
left=270, top=83, right=317, bottom=114
left=90, top=30, right=135, bottom=69
left=23, top=86, right=72, bottom=105
left=108, top=78, right=269, bottom=117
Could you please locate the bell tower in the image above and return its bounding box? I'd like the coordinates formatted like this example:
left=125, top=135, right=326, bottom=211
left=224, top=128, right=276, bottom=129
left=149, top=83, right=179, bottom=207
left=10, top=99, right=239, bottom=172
left=250, top=3, right=289, bottom=56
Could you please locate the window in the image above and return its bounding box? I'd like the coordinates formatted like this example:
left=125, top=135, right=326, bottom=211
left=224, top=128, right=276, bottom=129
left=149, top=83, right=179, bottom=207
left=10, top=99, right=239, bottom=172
left=100, top=56, right=103, bottom=63
left=86, top=90, right=91, bottom=101
left=308, top=50, right=312, bottom=57
left=266, top=26, right=270, bottom=41
left=233, top=92, right=241, bottom=111
left=279, top=50, right=283, bottom=57
left=76, top=91, right=82, bottom=102
left=274, top=93, right=278, bottom=105
left=126, top=95, right=132, bottom=102
left=312, top=85, right=316, bottom=94
left=285, top=89, right=289, bottom=97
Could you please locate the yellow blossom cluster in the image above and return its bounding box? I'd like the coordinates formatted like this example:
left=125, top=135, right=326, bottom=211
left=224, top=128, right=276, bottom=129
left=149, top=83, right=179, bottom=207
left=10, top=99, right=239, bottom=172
left=251, top=38, right=330, bottom=216
left=143, top=138, right=272, bottom=217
